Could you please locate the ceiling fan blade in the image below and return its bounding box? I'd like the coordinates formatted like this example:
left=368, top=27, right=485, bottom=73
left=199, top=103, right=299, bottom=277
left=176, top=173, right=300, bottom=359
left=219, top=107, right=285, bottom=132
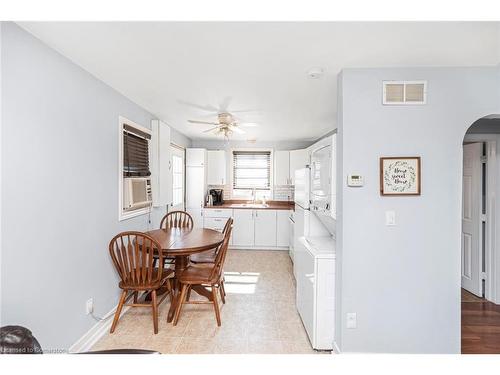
left=203, top=126, right=221, bottom=133
left=178, top=100, right=219, bottom=113
left=188, top=120, right=219, bottom=125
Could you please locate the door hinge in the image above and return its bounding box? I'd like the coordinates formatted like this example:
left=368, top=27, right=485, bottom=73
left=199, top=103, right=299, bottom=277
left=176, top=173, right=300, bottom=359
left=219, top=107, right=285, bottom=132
left=481, top=155, right=487, bottom=163
left=481, top=214, right=487, bottom=222
left=481, top=272, right=487, bottom=281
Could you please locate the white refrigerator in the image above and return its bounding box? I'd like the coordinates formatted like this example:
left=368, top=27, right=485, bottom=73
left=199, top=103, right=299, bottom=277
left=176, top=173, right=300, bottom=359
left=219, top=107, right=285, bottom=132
left=292, top=168, right=310, bottom=276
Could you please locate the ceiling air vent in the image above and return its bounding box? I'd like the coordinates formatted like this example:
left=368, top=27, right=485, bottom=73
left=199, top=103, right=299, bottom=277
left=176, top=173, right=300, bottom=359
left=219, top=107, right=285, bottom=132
left=383, top=81, right=427, bottom=105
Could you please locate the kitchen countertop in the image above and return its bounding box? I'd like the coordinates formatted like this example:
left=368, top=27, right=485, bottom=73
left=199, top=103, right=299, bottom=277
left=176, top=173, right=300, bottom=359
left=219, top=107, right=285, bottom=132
left=204, top=200, right=294, bottom=210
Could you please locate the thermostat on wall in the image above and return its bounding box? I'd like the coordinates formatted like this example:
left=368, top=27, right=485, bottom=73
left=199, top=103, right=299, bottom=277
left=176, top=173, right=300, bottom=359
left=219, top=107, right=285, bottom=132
left=347, top=174, right=364, bottom=187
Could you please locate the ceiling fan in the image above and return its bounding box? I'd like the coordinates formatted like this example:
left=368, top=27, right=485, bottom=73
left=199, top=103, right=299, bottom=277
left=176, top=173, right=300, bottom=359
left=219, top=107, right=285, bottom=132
left=188, top=112, right=258, bottom=139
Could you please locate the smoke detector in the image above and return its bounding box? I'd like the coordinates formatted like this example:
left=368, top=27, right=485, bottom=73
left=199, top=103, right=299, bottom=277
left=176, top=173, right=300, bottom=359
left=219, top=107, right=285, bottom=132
left=307, top=67, right=324, bottom=79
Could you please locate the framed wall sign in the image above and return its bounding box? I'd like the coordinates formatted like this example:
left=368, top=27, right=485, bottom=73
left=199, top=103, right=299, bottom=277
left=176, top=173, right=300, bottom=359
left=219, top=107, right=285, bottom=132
left=380, top=157, right=421, bottom=196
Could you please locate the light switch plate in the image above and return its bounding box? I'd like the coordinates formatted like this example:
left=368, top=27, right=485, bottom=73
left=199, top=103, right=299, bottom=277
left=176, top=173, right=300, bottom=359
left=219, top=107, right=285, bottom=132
left=346, top=313, right=357, bottom=329
left=385, top=211, right=396, bottom=226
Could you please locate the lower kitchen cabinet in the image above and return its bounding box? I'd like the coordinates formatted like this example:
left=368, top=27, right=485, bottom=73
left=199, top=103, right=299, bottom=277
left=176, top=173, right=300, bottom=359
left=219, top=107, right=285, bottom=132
left=276, top=210, right=290, bottom=247
left=203, top=207, right=291, bottom=250
left=232, top=209, right=255, bottom=247
left=254, top=209, right=277, bottom=247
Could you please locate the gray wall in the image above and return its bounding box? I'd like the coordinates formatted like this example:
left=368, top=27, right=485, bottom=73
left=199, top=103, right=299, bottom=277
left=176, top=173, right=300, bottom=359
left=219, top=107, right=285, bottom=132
left=170, top=127, right=192, bottom=148
left=337, top=66, right=500, bottom=353
left=0, top=23, right=191, bottom=350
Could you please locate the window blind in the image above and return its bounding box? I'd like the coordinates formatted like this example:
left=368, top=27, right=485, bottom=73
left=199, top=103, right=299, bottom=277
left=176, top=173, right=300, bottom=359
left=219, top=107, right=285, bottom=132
left=123, top=125, right=151, bottom=177
left=232, top=151, right=271, bottom=190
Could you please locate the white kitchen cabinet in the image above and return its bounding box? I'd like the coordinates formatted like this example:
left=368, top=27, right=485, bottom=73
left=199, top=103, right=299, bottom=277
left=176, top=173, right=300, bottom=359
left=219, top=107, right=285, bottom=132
left=187, top=208, right=204, bottom=228
left=186, top=148, right=206, bottom=167
left=289, top=148, right=309, bottom=185
left=274, top=151, right=291, bottom=185
left=204, top=208, right=233, bottom=245
left=232, top=209, right=255, bottom=247
left=207, top=150, right=226, bottom=185
left=150, top=120, right=172, bottom=207
left=254, top=209, right=277, bottom=247
left=276, top=210, right=291, bottom=247
left=186, top=166, right=205, bottom=209
left=203, top=208, right=232, bottom=218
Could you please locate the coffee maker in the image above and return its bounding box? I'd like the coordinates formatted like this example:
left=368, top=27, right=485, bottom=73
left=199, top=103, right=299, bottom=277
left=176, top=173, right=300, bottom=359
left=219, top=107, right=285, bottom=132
left=209, top=189, right=224, bottom=206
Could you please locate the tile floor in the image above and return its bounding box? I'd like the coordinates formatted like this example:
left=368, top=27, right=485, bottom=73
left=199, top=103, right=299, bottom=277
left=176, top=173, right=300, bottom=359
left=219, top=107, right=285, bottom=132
left=92, top=250, right=324, bottom=354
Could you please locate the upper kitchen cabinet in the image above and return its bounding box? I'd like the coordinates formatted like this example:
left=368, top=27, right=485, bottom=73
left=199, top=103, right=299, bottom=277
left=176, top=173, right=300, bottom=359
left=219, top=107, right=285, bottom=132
left=150, top=120, right=172, bottom=207
left=274, top=150, right=290, bottom=185
left=207, top=150, right=226, bottom=185
left=186, top=148, right=207, bottom=167
left=289, top=149, right=309, bottom=185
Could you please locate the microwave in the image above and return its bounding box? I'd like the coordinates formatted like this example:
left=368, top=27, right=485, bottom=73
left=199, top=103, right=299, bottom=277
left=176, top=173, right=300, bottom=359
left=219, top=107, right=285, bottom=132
left=123, top=177, right=152, bottom=211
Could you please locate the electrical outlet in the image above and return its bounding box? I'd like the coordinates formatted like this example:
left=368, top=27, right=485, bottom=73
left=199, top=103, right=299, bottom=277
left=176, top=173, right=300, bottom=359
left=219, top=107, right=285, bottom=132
left=346, top=312, right=357, bottom=329
left=86, top=298, right=94, bottom=315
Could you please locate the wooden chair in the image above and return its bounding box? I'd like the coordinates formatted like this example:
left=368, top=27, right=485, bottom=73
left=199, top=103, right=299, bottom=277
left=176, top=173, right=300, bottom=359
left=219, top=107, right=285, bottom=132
left=160, top=211, right=194, bottom=230
left=157, top=211, right=194, bottom=266
left=172, top=219, right=233, bottom=327
left=109, top=231, right=173, bottom=334
left=190, top=217, right=231, bottom=264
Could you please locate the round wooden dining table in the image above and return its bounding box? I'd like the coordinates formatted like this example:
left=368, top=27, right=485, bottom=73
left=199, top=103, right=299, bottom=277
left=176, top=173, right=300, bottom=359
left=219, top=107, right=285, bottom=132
left=145, top=227, right=224, bottom=323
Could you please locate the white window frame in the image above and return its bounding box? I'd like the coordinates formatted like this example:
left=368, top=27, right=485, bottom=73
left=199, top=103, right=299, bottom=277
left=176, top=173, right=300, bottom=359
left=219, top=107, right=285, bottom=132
left=171, top=144, right=185, bottom=210
left=118, top=116, right=152, bottom=221
left=230, top=148, right=274, bottom=200
left=382, top=80, right=427, bottom=105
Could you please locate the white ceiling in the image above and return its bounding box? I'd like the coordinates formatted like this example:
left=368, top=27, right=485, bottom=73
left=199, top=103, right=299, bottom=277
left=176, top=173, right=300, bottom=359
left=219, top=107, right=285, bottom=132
left=19, top=22, right=500, bottom=142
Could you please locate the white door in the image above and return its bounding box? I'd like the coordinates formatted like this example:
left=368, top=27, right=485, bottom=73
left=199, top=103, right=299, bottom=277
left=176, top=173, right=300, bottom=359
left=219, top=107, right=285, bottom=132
left=276, top=210, right=290, bottom=247
left=254, top=209, right=277, bottom=247
left=461, top=143, right=482, bottom=296
left=171, top=145, right=185, bottom=211
left=274, top=151, right=290, bottom=185
left=207, top=150, right=226, bottom=185
left=232, top=209, right=255, bottom=247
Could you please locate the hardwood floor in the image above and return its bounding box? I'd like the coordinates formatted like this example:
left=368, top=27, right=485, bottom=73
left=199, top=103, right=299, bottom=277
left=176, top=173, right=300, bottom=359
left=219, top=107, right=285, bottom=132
left=461, top=289, right=500, bottom=354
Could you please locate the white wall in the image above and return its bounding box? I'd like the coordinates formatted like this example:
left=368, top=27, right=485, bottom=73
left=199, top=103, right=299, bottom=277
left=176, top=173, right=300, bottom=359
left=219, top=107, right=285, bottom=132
left=0, top=23, right=191, bottom=351
left=191, top=139, right=313, bottom=151
left=337, top=66, right=500, bottom=353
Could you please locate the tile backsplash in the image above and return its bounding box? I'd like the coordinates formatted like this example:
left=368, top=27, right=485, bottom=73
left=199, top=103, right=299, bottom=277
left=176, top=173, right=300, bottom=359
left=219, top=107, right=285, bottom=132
left=273, top=185, right=294, bottom=201
left=206, top=184, right=294, bottom=202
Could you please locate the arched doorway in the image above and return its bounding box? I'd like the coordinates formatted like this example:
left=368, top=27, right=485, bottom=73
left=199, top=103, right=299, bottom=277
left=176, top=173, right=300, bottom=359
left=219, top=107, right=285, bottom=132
left=461, top=114, right=500, bottom=354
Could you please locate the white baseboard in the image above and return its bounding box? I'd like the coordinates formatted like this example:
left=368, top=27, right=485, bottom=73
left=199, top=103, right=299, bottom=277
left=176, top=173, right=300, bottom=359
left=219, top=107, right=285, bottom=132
left=68, top=302, right=130, bottom=353
left=332, top=341, right=341, bottom=354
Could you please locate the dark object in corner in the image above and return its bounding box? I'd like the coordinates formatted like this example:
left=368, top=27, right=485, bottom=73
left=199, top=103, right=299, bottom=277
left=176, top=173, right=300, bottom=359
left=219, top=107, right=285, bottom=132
left=0, top=325, right=43, bottom=354
left=0, top=325, right=159, bottom=354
